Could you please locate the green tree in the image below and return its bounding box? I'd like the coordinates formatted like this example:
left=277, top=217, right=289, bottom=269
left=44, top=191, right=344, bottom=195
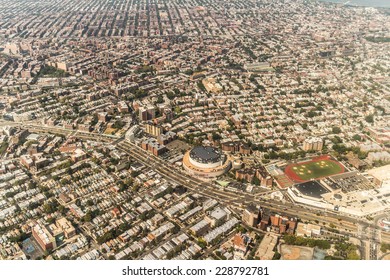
left=352, top=134, right=361, bottom=141
left=365, top=114, right=374, bottom=123
left=197, top=238, right=207, bottom=249
left=212, top=133, right=222, bottom=141
left=156, top=96, right=164, bottom=104
left=83, top=211, right=93, bottom=223
left=332, top=126, right=341, bottom=134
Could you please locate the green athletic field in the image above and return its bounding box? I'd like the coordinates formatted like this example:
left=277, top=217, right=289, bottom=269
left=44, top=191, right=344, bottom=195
left=285, top=158, right=344, bottom=182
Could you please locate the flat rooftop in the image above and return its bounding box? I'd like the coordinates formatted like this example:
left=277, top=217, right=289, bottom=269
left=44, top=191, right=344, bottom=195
left=295, top=180, right=330, bottom=199
left=367, top=164, right=390, bottom=182
left=190, top=146, right=223, bottom=163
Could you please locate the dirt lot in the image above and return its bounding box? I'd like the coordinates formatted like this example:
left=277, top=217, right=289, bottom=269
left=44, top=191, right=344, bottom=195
left=280, top=244, right=314, bottom=260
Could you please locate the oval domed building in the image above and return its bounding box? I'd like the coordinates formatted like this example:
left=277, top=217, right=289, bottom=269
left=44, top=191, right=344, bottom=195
left=183, top=146, right=231, bottom=178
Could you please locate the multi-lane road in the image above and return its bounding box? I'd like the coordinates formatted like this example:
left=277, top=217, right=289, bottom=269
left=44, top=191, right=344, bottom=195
left=2, top=120, right=389, bottom=259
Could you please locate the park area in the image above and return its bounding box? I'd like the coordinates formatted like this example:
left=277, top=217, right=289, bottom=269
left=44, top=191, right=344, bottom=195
left=284, top=155, right=345, bottom=183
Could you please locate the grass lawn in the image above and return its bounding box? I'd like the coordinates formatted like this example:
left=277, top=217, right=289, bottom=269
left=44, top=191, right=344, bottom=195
left=286, top=159, right=344, bottom=182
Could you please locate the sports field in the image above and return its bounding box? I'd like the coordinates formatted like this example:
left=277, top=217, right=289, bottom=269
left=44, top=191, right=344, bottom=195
left=284, top=155, right=345, bottom=183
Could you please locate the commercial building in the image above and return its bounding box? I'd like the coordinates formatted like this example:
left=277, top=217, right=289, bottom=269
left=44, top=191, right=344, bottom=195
left=296, top=222, right=321, bottom=237
left=287, top=171, right=390, bottom=217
